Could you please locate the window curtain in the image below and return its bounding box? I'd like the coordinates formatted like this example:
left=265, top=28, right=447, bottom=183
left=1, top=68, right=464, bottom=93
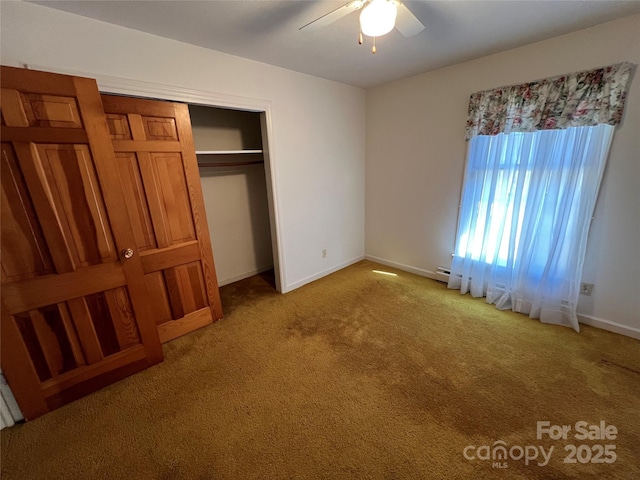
left=449, top=62, right=633, bottom=331
left=449, top=125, right=614, bottom=331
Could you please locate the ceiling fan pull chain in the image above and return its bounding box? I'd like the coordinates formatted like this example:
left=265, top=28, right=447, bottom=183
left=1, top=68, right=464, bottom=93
left=372, top=36, right=377, bottom=54
left=359, top=30, right=363, bottom=45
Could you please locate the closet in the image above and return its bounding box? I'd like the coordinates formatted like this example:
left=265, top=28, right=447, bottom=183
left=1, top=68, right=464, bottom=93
left=189, top=105, right=274, bottom=287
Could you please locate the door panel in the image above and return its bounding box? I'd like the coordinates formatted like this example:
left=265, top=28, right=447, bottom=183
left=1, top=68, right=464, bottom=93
left=31, top=143, right=117, bottom=266
left=101, top=95, right=223, bottom=343
left=113, top=152, right=157, bottom=252
left=11, top=288, right=142, bottom=382
left=1, top=144, right=55, bottom=282
left=0, top=88, right=84, bottom=128
left=138, top=151, right=197, bottom=245
left=0, top=66, right=163, bottom=420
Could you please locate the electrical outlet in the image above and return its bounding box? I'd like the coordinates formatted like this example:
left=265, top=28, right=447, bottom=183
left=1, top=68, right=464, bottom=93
left=322, top=249, right=327, bottom=258
left=580, top=283, right=594, bottom=296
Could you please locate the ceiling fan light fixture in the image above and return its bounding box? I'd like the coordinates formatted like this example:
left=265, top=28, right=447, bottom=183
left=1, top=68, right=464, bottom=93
left=360, top=0, right=397, bottom=37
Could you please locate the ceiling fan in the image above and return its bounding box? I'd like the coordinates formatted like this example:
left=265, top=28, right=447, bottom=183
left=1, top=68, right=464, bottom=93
left=299, top=0, right=425, bottom=53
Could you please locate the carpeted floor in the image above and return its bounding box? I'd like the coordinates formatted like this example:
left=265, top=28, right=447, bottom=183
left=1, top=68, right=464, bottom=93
left=1, top=260, right=639, bottom=479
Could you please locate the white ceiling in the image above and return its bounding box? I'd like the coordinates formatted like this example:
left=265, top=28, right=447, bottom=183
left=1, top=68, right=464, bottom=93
left=30, top=0, right=640, bottom=88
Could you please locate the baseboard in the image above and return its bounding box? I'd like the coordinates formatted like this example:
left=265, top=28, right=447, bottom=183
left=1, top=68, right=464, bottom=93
left=364, top=255, right=450, bottom=283
left=284, top=255, right=365, bottom=293
left=218, top=265, right=274, bottom=287
left=577, top=314, right=640, bottom=340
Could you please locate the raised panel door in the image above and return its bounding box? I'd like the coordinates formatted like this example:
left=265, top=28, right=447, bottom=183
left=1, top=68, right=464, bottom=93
left=0, top=66, right=163, bottom=419
left=100, top=94, right=223, bottom=343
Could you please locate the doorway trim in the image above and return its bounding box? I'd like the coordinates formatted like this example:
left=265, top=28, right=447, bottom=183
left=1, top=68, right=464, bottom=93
left=29, top=65, right=285, bottom=293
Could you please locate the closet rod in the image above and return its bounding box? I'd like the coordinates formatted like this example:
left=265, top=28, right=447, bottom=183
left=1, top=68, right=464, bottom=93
left=198, top=160, right=264, bottom=168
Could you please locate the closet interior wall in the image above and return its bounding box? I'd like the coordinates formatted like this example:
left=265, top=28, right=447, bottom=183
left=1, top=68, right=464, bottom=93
left=189, top=105, right=274, bottom=286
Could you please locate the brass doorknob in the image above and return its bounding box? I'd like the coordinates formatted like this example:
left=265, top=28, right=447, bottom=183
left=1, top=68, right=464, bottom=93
left=122, top=248, right=135, bottom=259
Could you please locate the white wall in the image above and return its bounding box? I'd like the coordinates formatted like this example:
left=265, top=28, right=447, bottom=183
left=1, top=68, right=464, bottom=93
left=0, top=1, right=366, bottom=293
left=366, top=14, right=640, bottom=337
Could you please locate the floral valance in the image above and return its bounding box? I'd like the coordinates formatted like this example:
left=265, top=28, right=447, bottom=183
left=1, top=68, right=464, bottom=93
left=465, top=62, right=633, bottom=139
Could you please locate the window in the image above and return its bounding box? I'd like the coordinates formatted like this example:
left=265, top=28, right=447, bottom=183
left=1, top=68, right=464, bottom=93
left=449, top=124, right=614, bottom=330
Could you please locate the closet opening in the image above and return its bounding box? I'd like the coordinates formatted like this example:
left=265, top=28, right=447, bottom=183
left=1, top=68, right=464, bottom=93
left=188, top=104, right=277, bottom=292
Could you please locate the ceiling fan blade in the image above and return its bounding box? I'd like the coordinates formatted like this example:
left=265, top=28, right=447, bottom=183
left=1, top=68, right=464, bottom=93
left=299, top=1, right=366, bottom=32
left=395, top=2, right=425, bottom=37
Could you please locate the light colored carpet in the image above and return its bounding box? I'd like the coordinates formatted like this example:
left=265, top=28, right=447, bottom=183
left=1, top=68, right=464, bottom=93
left=2, top=260, right=639, bottom=479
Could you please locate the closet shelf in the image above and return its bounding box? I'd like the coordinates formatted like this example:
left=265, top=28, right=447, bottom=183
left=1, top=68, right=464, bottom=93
left=196, top=149, right=263, bottom=155
left=198, top=160, right=264, bottom=168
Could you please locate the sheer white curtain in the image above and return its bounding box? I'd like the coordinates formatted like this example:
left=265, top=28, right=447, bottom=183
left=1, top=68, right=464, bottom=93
left=448, top=124, right=614, bottom=331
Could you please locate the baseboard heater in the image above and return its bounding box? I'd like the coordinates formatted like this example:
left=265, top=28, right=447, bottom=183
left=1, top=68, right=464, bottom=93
left=435, top=266, right=451, bottom=283
left=1, top=371, right=23, bottom=430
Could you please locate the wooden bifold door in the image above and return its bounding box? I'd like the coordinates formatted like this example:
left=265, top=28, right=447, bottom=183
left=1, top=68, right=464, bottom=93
left=0, top=66, right=222, bottom=420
